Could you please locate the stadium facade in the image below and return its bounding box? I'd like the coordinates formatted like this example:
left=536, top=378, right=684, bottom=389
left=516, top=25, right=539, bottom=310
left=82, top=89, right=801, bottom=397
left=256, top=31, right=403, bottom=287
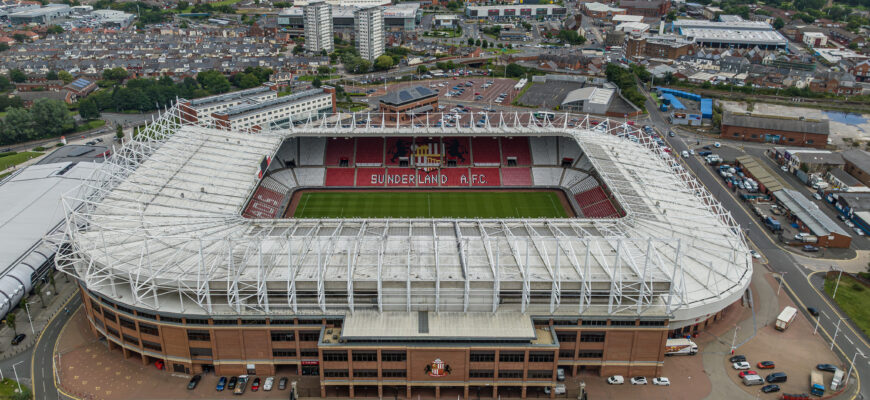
left=53, top=105, right=751, bottom=398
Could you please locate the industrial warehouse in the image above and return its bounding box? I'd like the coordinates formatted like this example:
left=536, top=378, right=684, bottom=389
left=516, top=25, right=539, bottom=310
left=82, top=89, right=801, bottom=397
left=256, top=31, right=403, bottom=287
left=51, top=104, right=752, bottom=399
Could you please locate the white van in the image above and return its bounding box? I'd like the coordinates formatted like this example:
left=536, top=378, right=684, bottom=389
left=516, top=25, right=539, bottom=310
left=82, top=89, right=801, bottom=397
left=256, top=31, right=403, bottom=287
left=831, top=368, right=844, bottom=391
left=742, top=374, right=764, bottom=386
left=607, top=375, right=625, bottom=385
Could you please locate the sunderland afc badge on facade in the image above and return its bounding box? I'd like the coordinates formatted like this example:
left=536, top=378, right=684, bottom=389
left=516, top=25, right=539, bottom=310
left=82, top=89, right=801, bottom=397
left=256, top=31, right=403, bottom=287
left=424, top=358, right=451, bottom=377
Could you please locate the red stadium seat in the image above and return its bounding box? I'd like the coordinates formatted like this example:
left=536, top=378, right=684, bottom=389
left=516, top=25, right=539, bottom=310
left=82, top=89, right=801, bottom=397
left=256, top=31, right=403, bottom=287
left=440, top=168, right=471, bottom=187
left=417, top=169, right=442, bottom=186
left=442, top=137, right=470, bottom=166
left=356, top=167, right=387, bottom=187
left=501, top=137, right=531, bottom=166
left=325, top=168, right=355, bottom=186
left=324, top=138, right=354, bottom=166
left=471, top=137, right=500, bottom=166
left=573, top=187, right=608, bottom=207
left=381, top=168, right=418, bottom=187
left=501, top=168, right=532, bottom=186
left=355, top=137, right=384, bottom=166
left=469, top=168, right=500, bottom=186
left=385, top=137, right=414, bottom=166
left=243, top=186, right=284, bottom=218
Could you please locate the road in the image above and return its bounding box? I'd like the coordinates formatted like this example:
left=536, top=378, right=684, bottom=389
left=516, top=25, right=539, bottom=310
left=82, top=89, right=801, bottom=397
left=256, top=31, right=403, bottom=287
left=31, top=295, right=81, bottom=400
left=644, top=94, right=870, bottom=399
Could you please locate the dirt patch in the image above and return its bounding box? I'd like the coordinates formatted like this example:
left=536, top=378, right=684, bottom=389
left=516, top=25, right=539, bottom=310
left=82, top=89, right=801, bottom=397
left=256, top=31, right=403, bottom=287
left=283, top=187, right=577, bottom=218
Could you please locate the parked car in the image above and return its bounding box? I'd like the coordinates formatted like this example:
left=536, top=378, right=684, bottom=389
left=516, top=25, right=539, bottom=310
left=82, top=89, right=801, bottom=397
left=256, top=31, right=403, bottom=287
left=543, top=384, right=566, bottom=395
left=607, top=375, right=625, bottom=384
left=733, top=362, right=751, bottom=370
left=278, top=377, right=288, bottom=390
left=228, top=376, right=238, bottom=390
left=739, top=371, right=758, bottom=378
left=216, top=377, right=227, bottom=391
left=813, top=193, right=822, bottom=200
left=187, top=375, right=201, bottom=390
left=802, top=245, right=820, bottom=252
left=761, top=384, right=781, bottom=393
left=807, top=307, right=820, bottom=317
left=652, top=377, right=670, bottom=386
left=750, top=250, right=761, bottom=259
left=817, top=363, right=838, bottom=373
left=630, top=376, right=648, bottom=385
left=766, top=372, right=787, bottom=383
left=757, top=361, right=775, bottom=369
left=714, top=142, right=721, bottom=147
left=263, top=376, right=274, bottom=391
left=730, top=355, right=746, bottom=363
left=557, top=368, right=565, bottom=381
left=234, top=376, right=248, bottom=395
left=251, top=377, right=260, bottom=392
left=11, top=334, right=25, bottom=345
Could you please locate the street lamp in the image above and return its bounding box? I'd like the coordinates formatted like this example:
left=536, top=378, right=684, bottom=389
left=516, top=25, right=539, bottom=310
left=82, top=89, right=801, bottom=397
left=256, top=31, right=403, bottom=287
left=832, top=267, right=844, bottom=300
left=844, top=349, right=866, bottom=389
left=831, top=317, right=848, bottom=351
left=776, top=271, right=787, bottom=296
left=730, top=325, right=740, bottom=353
left=23, top=301, right=34, bottom=335
left=11, top=361, right=23, bottom=393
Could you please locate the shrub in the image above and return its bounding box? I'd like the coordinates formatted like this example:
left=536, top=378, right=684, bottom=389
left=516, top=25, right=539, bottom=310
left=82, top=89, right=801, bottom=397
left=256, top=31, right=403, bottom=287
left=0, top=151, right=17, bottom=158
left=33, top=146, right=45, bottom=151
left=852, top=283, right=865, bottom=292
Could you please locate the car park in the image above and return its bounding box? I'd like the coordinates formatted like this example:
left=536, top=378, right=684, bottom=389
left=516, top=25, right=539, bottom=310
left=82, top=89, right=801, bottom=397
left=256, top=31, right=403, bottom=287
left=733, top=361, right=751, bottom=370
left=807, top=307, right=820, bottom=317
left=730, top=355, right=746, bottom=363
left=216, top=377, right=227, bottom=391
left=630, top=377, right=648, bottom=385
left=11, top=334, right=25, bottom=345
left=766, top=372, right=787, bottom=383
left=652, top=377, right=670, bottom=386
left=817, top=364, right=838, bottom=373
left=761, top=384, right=780, bottom=393
left=187, top=375, right=201, bottom=390
left=758, top=361, right=775, bottom=369
left=607, top=375, right=625, bottom=384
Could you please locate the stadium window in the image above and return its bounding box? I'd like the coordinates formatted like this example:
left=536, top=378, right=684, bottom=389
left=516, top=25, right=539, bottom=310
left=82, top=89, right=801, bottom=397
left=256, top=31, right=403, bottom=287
left=137, top=311, right=157, bottom=320
left=325, top=319, right=343, bottom=328
left=733, top=133, right=740, bottom=137
left=185, top=318, right=209, bottom=325
left=212, top=319, right=239, bottom=325
left=528, top=370, right=553, bottom=379
left=382, top=370, right=406, bottom=378
left=90, top=301, right=101, bottom=313
left=352, top=351, right=377, bottom=362
left=272, top=350, right=297, bottom=358
left=751, top=134, right=758, bottom=138
left=552, top=319, right=577, bottom=325
left=580, top=332, right=606, bottom=342
left=528, top=352, right=554, bottom=362
left=297, top=319, right=323, bottom=325
left=469, top=370, right=495, bottom=378
left=190, top=347, right=213, bottom=357
left=498, top=370, right=523, bottom=379
left=160, top=316, right=182, bottom=324
left=556, top=333, right=576, bottom=343
left=271, top=331, right=295, bottom=342
left=173, top=364, right=186, bottom=374
left=581, top=319, right=606, bottom=326
left=354, top=370, right=378, bottom=378
left=93, top=318, right=104, bottom=330
left=106, top=327, right=119, bottom=338
left=139, top=322, right=159, bottom=336
left=270, top=318, right=295, bottom=325
left=119, top=316, right=136, bottom=330
left=610, top=320, right=636, bottom=327
left=323, top=351, right=348, bottom=361
left=559, top=350, right=574, bottom=359
left=102, top=310, right=117, bottom=323
left=122, top=334, right=139, bottom=346
left=638, top=320, right=666, bottom=327
left=300, top=349, right=319, bottom=357
left=323, top=370, right=349, bottom=378
left=187, top=330, right=211, bottom=342
left=298, top=332, right=320, bottom=342
left=241, top=319, right=266, bottom=326
left=381, top=351, right=407, bottom=362
left=469, top=351, right=495, bottom=362
left=807, top=140, right=814, bottom=144
left=116, top=305, right=134, bottom=315
left=577, top=351, right=604, bottom=358
left=499, top=352, right=525, bottom=363
left=142, top=340, right=162, bottom=351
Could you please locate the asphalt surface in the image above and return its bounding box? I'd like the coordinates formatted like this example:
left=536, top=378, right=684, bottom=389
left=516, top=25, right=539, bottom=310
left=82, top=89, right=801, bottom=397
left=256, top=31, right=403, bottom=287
left=31, top=295, right=81, bottom=400
left=644, top=93, right=870, bottom=399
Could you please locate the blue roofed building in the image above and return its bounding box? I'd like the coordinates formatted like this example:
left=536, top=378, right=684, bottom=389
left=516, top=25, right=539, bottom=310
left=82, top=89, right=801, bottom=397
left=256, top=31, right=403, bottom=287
left=64, top=77, right=98, bottom=97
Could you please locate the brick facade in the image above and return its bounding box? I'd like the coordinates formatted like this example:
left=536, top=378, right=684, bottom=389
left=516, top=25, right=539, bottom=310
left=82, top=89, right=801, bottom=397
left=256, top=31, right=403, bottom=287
left=721, top=124, right=828, bottom=148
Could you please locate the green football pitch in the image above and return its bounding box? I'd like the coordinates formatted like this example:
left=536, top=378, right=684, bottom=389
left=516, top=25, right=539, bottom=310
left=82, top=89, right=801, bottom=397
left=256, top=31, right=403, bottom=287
left=292, top=191, right=571, bottom=219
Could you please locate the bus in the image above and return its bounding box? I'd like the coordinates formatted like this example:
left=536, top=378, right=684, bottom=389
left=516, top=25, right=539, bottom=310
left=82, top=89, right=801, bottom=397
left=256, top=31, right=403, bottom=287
left=775, top=306, right=797, bottom=331
left=534, top=111, right=555, bottom=120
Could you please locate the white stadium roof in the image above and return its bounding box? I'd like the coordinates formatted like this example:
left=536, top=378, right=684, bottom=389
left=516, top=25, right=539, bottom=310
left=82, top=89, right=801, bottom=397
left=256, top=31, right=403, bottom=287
left=53, top=106, right=751, bottom=328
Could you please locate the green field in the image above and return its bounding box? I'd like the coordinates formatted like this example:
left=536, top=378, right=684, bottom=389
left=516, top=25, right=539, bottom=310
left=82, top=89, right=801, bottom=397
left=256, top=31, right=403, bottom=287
left=293, top=191, right=570, bottom=219
left=0, top=151, right=43, bottom=171
left=824, top=274, right=870, bottom=337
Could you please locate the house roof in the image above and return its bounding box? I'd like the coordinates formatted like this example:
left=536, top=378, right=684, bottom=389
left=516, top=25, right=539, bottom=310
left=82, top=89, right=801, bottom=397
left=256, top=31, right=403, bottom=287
left=379, top=86, right=436, bottom=106
left=722, top=112, right=830, bottom=135
left=843, top=149, right=870, bottom=173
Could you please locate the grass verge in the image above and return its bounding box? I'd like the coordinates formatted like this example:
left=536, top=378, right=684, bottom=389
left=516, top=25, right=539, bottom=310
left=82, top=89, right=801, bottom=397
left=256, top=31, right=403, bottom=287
left=0, top=151, right=43, bottom=171
left=0, top=378, right=32, bottom=399
left=824, top=273, right=870, bottom=337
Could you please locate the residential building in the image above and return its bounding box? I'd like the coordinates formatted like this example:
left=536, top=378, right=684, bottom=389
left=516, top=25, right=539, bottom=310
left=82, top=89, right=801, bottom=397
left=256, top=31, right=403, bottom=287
left=802, top=31, right=827, bottom=48
left=354, top=6, right=384, bottom=63
left=720, top=112, right=829, bottom=148
left=304, top=2, right=334, bottom=53
left=464, top=5, right=567, bottom=19
left=852, top=60, right=870, bottom=82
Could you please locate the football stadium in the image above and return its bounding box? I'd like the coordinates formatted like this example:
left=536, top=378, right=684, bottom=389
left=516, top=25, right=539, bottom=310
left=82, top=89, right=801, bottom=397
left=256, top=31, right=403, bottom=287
left=53, top=101, right=752, bottom=399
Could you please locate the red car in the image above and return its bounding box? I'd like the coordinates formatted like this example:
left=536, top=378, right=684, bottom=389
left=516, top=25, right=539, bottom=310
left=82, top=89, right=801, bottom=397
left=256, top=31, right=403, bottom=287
left=251, top=377, right=260, bottom=392
left=738, top=371, right=758, bottom=378
left=758, top=361, right=775, bottom=369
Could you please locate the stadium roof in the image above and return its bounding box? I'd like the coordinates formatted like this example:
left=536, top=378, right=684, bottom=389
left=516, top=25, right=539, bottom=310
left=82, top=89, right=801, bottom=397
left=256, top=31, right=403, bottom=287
left=55, top=107, right=751, bottom=328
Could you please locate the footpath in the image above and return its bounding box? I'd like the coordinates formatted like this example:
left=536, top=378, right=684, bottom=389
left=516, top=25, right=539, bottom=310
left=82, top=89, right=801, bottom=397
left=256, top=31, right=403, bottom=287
left=0, top=275, right=78, bottom=360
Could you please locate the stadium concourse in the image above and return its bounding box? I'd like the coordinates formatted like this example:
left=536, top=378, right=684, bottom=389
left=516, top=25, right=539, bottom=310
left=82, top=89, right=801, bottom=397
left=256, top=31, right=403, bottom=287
left=50, top=107, right=752, bottom=399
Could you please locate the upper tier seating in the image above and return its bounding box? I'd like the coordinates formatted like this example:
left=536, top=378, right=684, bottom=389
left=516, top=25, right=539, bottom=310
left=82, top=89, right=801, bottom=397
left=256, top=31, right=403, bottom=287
left=298, top=138, right=326, bottom=166
left=501, top=137, right=532, bottom=166
left=530, top=137, right=558, bottom=165
left=471, top=137, right=501, bottom=166
left=294, top=167, right=325, bottom=186
left=324, top=138, right=354, bottom=166
left=531, top=167, right=563, bottom=186
left=355, top=137, right=384, bottom=166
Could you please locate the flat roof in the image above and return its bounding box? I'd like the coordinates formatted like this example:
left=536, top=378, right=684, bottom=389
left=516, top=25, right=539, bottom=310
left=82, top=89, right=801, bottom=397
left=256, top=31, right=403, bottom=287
left=341, top=311, right=537, bottom=340
left=379, top=86, right=436, bottom=106
left=36, top=144, right=110, bottom=165
left=736, top=155, right=785, bottom=192
left=216, top=88, right=327, bottom=119
left=189, top=86, right=273, bottom=107
left=774, top=188, right=850, bottom=237
left=723, top=112, right=829, bottom=135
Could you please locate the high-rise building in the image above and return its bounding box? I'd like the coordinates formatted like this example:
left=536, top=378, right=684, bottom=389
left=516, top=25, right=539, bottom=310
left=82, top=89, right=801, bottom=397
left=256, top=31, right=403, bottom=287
left=304, top=1, right=333, bottom=53
left=354, top=6, right=384, bottom=63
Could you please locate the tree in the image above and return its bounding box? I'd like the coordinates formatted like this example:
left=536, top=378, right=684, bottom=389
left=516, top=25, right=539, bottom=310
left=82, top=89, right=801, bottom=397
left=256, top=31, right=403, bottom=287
left=482, top=40, right=489, bottom=49
left=57, top=70, right=74, bottom=84
left=416, top=65, right=429, bottom=75
left=475, top=38, right=481, bottom=46
left=3, top=107, right=35, bottom=143
left=116, top=124, right=124, bottom=139
left=317, top=65, right=331, bottom=75
left=666, top=10, right=677, bottom=22
left=30, top=99, right=73, bottom=137
left=467, top=37, right=474, bottom=46
left=293, top=44, right=304, bottom=54
left=0, top=75, right=10, bottom=91
left=196, top=70, right=231, bottom=94
left=78, top=97, right=100, bottom=120
left=557, top=29, right=586, bottom=45
left=374, top=55, right=394, bottom=71
left=102, top=67, right=129, bottom=82
left=312, top=77, right=322, bottom=88
left=0, top=43, right=9, bottom=52
left=12, top=33, right=27, bottom=44
left=45, top=70, right=58, bottom=81
left=9, top=69, right=26, bottom=83
left=773, top=17, right=785, bottom=30
left=46, top=25, right=64, bottom=34
left=239, top=73, right=260, bottom=89
left=180, top=21, right=189, bottom=29
left=5, top=313, right=15, bottom=335
left=505, top=63, right=524, bottom=78
left=177, top=0, right=189, bottom=10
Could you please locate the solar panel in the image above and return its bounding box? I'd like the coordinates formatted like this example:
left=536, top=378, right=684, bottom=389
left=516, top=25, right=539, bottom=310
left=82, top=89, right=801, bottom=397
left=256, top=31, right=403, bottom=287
left=399, top=91, right=411, bottom=101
